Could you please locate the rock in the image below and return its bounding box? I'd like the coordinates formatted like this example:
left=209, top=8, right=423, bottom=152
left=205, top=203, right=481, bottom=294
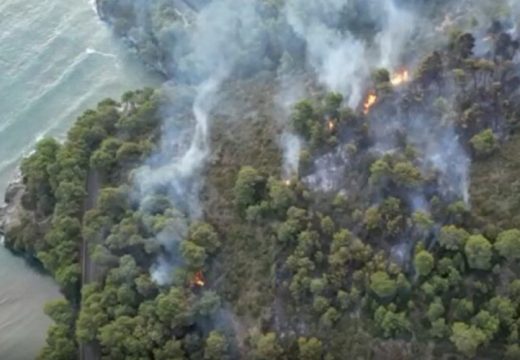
left=4, top=179, right=24, bottom=204
left=0, top=174, right=25, bottom=235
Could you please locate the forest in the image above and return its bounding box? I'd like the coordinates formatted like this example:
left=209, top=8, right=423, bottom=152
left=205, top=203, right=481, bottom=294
left=4, top=0, right=520, bottom=359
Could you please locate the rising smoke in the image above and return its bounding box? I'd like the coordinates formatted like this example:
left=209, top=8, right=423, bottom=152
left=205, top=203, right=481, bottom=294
left=119, top=0, right=503, bottom=283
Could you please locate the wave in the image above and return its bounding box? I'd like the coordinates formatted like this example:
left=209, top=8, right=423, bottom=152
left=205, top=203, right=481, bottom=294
left=0, top=51, right=90, bottom=137
left=85, top=47, right=117, bottom=59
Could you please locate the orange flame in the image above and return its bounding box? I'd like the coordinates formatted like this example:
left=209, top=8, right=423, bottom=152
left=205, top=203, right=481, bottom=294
left=191, top=271, right=205, bottom=288
left=390, top=69, right=410, bottom=86
left=328, top=120, right=335, bottom=131
left=363, top=93, right=377, bottom=115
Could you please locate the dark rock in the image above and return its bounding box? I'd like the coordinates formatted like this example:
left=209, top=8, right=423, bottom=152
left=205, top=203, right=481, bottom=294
left=0, top=174, right=25, bottom=235
left=4, top=178, right=24, bottom=204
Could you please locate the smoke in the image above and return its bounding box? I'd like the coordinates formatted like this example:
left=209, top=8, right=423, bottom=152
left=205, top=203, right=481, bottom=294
left=132, top=0, right=272, bottom=283
left=302, top=147, right=350, bottom=192
left=369, top=104, right=471, bottom=204
left=284, top=0, right=416, bottom=107
left=276, top=0, right=417, bottom=181
left=280, top=133, right=302, bottom=180
left=121, top=0, right=463, bottom=282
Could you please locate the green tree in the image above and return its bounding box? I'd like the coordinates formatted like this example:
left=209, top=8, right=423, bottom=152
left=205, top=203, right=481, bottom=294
left=44, top=299, right=74, bottom=327
left=506, top=345, right=520, bottom=360
left=417, top=51, right=443, bottom=86
left=320, top=216, right=335, bottom=236
left=427, top=298, right=445, bottom=323
left=54, top=181, right=87, bottom=218
left=21, top=137, right=61, bottom=215
left=439, top=225, right=469, bottom=251
left=414, top=250, right=434, bottom=277
left=98, top=316, right=144, bottom=357
left=374, top=306, right=410, bottom=337
left=370, top=271, right=397, bottom=299
left=464, top=235, right=493, bottom=270
left=471, top=310, right=499, bottom=342
left=450, top=322, right=487, bottom=358
left=430, top=318, right=449, bottom=338
left=320, top=307, right=340, bottom=328
left=38, top=324, right=77, bottom=360
left=392, top=161, right=422, bottom=187
left=470, top=129, right=497, bottom=157
left=97, top=187, right=129, bottom=222
left=254, top=332, right=282, bottom=360
left=154, top=339, right=185, bottom=360
left=298, top=337, right=323, bottom=360
left=372, top=68, right=390, bottom=84
left=495, top=229, right=520, bottom=261
left=90, top=137, right=122, bottom=173
left=370, top=158, right=391, bottom=184
left=189, top=222, right=220, bottom=254
left=452, top=298, right=475, bottom=321
left=268, top=177, right=296, bottom=213
left=76, top=285, right=108, bottom=342
left=233, top=166, right=265, bottom=212
left=486, top=296, right=516, bottom=327
left=155, top=287, right=192, bottom=327
left=116, top=141, right=148, bottom=165
left=204, top=331, right=228, bottom=360
left=195, top=291, right=221, bottom=317
left=291, top=100, right=315, bottom=139
left=323, top=92, right=343, bottom=117
left=181, top=240, right=207, bottom=269
left=449, top=32, right=475, bottom=59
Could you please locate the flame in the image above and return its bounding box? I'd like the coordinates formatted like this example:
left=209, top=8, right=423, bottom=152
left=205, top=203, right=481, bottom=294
left=191, top=271, right=205, bottom=288
left=390, top=69, right=410, bottom=86
left=363, top=93, right=377, bottom=115
left=328, top=120, right=335, bottom=131
left=284, top=179, right=291, bottom=186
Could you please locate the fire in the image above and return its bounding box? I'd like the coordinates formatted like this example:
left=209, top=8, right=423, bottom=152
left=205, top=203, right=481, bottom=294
left=191, top=271, right=205, bottom=288
left=327, top=120, right=335, bottom=131
left=284, top=179, right=291, bottom=186
left=390, top=69, right=410, bottom=86
left=363, top=93, right=377, bottom=115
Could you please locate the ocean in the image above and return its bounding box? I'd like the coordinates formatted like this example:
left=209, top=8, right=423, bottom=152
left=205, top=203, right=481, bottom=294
left=0, top=0, right=159, bottom=358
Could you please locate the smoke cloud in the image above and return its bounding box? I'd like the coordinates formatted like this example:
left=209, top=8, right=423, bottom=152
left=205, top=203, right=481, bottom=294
left=284, top=0, right=416, bottom=107
left=117, top=0, right=476, bottom=282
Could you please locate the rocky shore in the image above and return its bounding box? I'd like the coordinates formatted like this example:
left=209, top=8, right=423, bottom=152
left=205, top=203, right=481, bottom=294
left=0, top=172, right=24, bottom=239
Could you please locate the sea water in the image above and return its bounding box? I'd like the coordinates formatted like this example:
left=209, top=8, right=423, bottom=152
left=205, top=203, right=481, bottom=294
left=0, top=0, right=158, bottom=358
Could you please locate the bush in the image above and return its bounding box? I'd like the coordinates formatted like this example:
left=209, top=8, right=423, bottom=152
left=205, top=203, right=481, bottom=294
left=370, top=271, right=397, bottom=299
left=470, top=129, right=497, bottom=157
left=233, top=166, right=265, bottom=212
left=414, top=250, right=434, bottom=277
left=439, top=225, right=469, bottom=251
left=464, top=235, right=493, bottom=270
left=495, top=229, right=520, bottom=261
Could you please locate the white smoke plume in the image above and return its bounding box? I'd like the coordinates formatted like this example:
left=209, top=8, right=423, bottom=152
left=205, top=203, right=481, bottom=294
left=121, top=0, right=463, bottom=281
left=280, top=132, right=302, bottom=180
left=133, top=0, right=269, bottom=283
left=284, top=0, right=416, bottom=107
left=276, top=0, right=417, bottom=182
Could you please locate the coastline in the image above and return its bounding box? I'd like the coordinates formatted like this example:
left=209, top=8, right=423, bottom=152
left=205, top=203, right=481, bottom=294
left=0, top=169, right=24, bottom=236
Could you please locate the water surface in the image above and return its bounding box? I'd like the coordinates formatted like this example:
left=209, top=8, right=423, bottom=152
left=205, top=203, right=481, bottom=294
left=0, top=0, right=158, bottom=358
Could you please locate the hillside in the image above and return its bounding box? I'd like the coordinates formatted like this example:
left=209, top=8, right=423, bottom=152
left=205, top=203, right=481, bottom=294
left=3, top=0, right=520, bottom=359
